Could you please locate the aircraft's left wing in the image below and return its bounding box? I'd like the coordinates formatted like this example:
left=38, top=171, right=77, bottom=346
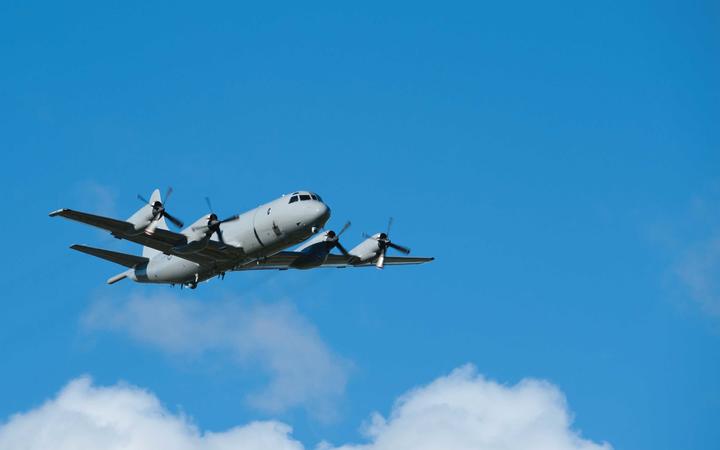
left=235, top=252, right=434, bottom=271
left=50, top=208, right=239, bottom=264
left=49, top=209, right=136, bottom=235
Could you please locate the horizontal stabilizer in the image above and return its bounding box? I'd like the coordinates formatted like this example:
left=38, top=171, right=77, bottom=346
left=70, top=244, right=148, bottom=268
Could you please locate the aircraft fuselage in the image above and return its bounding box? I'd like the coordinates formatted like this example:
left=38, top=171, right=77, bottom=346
left=129, top=192, right=330, bottom=286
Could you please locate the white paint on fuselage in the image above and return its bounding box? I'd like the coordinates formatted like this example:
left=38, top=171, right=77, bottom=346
left=131, top=191, right=331, bottom=285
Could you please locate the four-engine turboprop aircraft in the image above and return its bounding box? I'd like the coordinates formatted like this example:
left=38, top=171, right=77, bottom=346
left=50, top=188, right=434, bottom=288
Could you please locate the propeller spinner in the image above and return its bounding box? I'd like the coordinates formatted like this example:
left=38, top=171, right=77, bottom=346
left=327, top=221, right=352, bottom=257
left=137, top=187, right=184, bottom=234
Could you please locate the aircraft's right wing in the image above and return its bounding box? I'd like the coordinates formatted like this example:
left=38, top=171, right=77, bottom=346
left=234, top=252, right=434, bottom=271
left=322, top=254, right=435, bottom=267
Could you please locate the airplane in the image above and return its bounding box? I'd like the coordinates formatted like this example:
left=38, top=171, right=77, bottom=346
left=50, top=188, right=434, bottom=289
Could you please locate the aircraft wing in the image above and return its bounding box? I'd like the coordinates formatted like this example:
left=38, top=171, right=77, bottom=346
left=49, top=209, right=136, bottom=235
left=235, top=252, right=434, bottom=270
left=323, top=254, right=435, bottom=267
left=50, top=208, right=239, bottom=265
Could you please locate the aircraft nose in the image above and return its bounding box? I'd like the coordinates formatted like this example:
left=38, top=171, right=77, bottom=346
left=315, top=202, right=330, bottom=227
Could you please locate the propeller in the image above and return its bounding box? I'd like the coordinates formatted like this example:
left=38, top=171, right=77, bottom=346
left=363, top=217, right=411, bottom=269
left=326, top=221, right=351, bottom=257
left=191, top=197, right=240, bottom=246
left=137, top=187, right=184, bottom=234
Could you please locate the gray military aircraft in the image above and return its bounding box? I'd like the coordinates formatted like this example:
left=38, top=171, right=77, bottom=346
left=50, top=188, right=433, bottom=288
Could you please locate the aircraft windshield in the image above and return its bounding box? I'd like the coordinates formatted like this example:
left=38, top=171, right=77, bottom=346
left=288, top=193, right=323, bottom=203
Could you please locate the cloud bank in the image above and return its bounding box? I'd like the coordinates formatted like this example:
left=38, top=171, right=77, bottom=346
left=0, top=365, right=611, bottom=450
left=322, top=364, right=610, bottom=450
left=0, top=376, right=302, bottom=450
left=82, top=293, right=349, bottom=418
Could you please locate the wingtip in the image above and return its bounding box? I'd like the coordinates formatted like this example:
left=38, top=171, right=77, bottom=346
left=49, top=208, right=67, bottom=217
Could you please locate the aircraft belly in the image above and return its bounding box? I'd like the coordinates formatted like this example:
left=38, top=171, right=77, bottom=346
left=134, top=255, right=201, bottom=283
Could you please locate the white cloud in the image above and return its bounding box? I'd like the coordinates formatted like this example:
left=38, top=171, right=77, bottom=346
left=321, top=364, right=610, bottom=450
left=0, top=376, right=302, bottom=450
left=81, top=293, right=350, bottom=419
left=0, top=366, right=611, bottom=450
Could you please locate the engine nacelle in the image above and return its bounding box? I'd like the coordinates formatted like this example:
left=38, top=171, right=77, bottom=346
left=168, top=215, right=213, bottom=254
left=290, top=232, right=335, bottom=269
left=348, top=235, right=382, bottom=262
left=125, top=204, right=157, bottom=234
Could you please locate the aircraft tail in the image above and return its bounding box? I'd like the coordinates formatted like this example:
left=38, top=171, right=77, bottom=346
left=70, top=244, right=148, bottom=285
left=71, top=244, right=149, bottom=268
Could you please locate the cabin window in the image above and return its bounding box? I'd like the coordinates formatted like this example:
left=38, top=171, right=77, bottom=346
left=289, top=196, right=299, bottom=203
left=300, top=194, right=311, bottom=201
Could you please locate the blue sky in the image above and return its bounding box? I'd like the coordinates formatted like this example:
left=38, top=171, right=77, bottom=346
left=1, top=1, right=718, bottom=449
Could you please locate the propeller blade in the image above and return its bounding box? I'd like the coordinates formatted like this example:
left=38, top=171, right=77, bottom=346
left=387, top=217, right=394, bottom=236
left=145, top=219, right=159, bottom=235
left=137, top=194, right=151, bottom=205
left=335, top=241, right=350, bottom=257
left=164, top=187, right=174, bottom=204
left=219, top=214, right=240, bottom=224
left=191, top=224, right=210, bottom=232
left=205, top=197, right=214, bottom=213
left=164, top=211, right=184, bottom=229
left=387, top=242, right=411, bottom=254
left=337, top=221, right=351, bottom=237
left=215, top=228, right=226, bottom=246
left=376, top=248, right=386, bottom=269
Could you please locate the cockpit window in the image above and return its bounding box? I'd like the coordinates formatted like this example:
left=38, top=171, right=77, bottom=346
left=315, top=194, right=322, bottom=201
left=299, top=194, right=311, bottom=201
left=310, top=194, right=317, bottom=200
left=289, top=196, right=299, bottom=203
